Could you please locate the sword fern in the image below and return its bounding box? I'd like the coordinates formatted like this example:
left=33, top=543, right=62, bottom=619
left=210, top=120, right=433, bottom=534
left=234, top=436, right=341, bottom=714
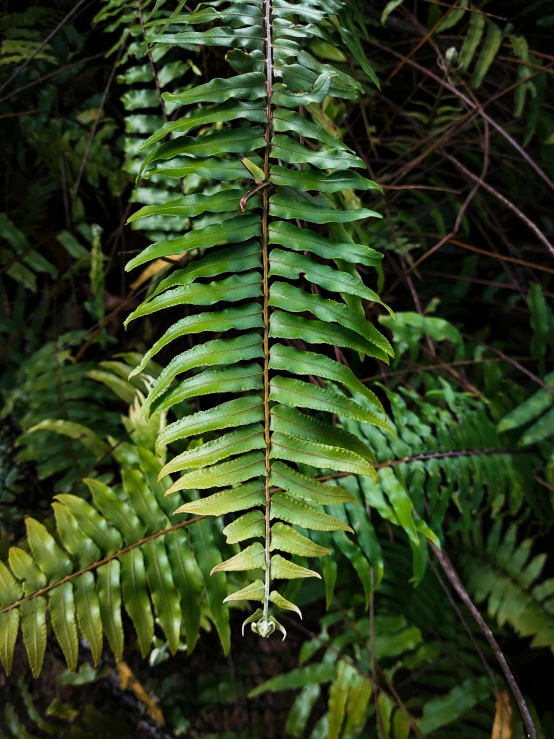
left=126, top=0, right=393, bottom=639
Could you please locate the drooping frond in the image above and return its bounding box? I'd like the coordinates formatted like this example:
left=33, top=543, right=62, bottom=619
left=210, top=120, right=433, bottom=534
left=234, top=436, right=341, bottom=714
left=124, top=0, right=398, bottom=637
left=0, top=440, right=232, bottom=677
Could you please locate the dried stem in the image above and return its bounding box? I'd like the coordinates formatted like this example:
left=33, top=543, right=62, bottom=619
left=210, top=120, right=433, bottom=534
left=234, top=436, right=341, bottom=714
left=430, top=543, right=537, bottom=739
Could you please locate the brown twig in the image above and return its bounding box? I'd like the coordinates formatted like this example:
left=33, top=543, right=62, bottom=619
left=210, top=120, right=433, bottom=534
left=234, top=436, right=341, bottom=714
left=364, top=38, right=554, bottom=194
left=430, top=543, right=537, bottom=739
left=460, top=333, right=554, bottom=397
left=0, top=52, right=106, bottom=104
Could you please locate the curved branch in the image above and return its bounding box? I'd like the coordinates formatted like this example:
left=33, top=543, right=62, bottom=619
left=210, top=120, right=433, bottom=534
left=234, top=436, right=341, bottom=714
left=430, top=543, right=537, bottom=739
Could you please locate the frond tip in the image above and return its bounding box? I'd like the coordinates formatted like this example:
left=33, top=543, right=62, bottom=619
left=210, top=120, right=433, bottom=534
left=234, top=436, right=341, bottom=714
left=243, top=609, right=287, bottom=641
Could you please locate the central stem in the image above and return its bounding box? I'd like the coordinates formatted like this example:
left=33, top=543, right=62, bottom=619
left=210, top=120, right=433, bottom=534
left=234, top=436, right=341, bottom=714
left=261, top=0, right=273, bottom=624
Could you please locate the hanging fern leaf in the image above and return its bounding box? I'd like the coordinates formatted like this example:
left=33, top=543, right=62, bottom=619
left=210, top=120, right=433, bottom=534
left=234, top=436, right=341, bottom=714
left=125, top=0, right=394, bottom=638
left=0, top=441, right=228, bottom=676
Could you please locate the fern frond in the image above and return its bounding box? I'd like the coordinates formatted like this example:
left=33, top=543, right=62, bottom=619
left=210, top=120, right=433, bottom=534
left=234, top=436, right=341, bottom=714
left=123, top=0, right=399, bottom=638
left=0, top=442, right=227, bottom=677
left=0, top=343, right=130, bottom=495
left=341, top=378, right=535, bottom=538
left=95, top=0, right=191, bottom=256
left=458, top=520, right=554, bottom=653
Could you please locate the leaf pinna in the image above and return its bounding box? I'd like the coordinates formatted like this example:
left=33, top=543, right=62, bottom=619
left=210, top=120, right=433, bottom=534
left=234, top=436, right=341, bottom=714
left=126, top=0, right=392, bottom=638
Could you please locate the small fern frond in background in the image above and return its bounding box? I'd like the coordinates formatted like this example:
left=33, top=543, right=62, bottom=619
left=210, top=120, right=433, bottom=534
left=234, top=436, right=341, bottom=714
left=458, top=521, right=554, bottom=653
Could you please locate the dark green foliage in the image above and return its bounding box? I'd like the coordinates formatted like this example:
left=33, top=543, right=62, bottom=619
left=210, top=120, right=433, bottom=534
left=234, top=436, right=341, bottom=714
left=1, top=0, right=553, bottom=736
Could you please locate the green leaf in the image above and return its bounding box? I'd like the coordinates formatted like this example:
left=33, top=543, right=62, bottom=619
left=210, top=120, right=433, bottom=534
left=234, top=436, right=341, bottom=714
left=190, top=520, right=230, bottom=654
left=269, top=344, right=385, bottom=411
left=141, top=333, right=264, bottom=419
left=167, top=451, right=266, bottom=492
left=379, top=312, right=463, bottom=358
left=125, top=271, right=262, bottom=325
left=378, top=469, right=419, bottom=545
left=273, top=108, right=350, bottom=150
left=20, top=599, right=47, bottom=678
left=269, top=249, right=389, bottom=310
left=23, top=420, right=110, bottom=460
left=270, top=375, right=391, bottom=431
left=174, top=481, right=265, bottom=516
left=140, top=129, right=266, bottom=178
left=248, top=663, right=336, bottom=696
left=271, top=492, right=354, bottom=533
left=270, top=165, right=381, bottom=192
left=140, top=101, right=266, bottom=149
left=269, top=281, right=392, bottom=355
left=166, top=530, right=203, bottom=653
left=285, top=684, right=321, bottom=737
left=271, top=402, right=376, bottom=463
left=162, top=72, right=265, bottom=105
left=497, top=373, right=554, bottom=433
left=471, top=20, right=502, bottom=89
left=122, top=470, right=168, bottom=534
left=328, top=660, right=354, bottom=739
left=160, top=424, right=265, bottom=476
left=343, top=674, right=372, bottom=736
left=151, top=20, right=262, bottom=47
left=417, top=676, right=492, bottom=735
left=73, top=573, right=103, bottom=665
left=224, top=579, right=265, bottom=603
left=528, top=283, right=552, bottom=359
left=269, top=590, right=303, bottom=617
left=520, top=406, right=554, bottom=446
left=270, top=135, right=364, bottom=170
left=270, top=310, right=389, bottom=360
left=97, top=561, right=124, bottom=662
left=270, top=192, right=380, bottom=224
left=143, top=540, right=182, bottom=654
left=271, top=431, right=377, bottom=478
left=49, top=584, right=78, bottom=671
left=272, top=71, right=332, bottom=107
left=223, top=510, right=266, bottom=544
left=241, top=156, right=266, bottom=183
left=270, top=554, right=320, bottom=580
left=270, top=523, right=331, bottom=557
left=269, top=220, right=383, bottom=267
left=211, top=542, right=265, bottom=573
left=124, top=214, right=260, bottom=271
left=156, top=395, right=264, bottom=452
left=25, top=518, right=72, bottom=582
left=459, top=11, right=485, bottom=70
left=0, top=611, right=19, bottom=676
left=152, top=364, right=263, bottom=416
left=149, top=242, right=263, bottom=301
left=85, top=479, right=145, bottom=545
left=127, top=189, right=257, bottom=224
left=55, top=495, right=122, bottom=555
left=381, top=0, right=406, bottom=23
left=143, top=155, right=263, bottom=181
left=270, top=461, right=357, bottom=505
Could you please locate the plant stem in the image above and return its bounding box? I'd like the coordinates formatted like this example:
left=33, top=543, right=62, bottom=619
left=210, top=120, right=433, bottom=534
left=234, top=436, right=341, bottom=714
left=261, top=0, right=274, bottom=624
left=430, top=542, right=537, bottom=739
